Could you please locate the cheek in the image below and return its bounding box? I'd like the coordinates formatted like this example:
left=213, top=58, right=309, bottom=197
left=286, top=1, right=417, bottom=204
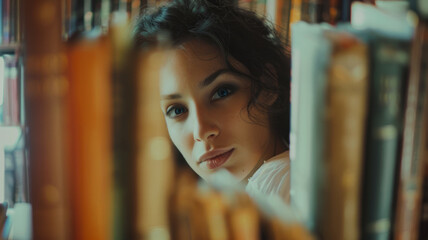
left=166, top=122, right=194, bottom=159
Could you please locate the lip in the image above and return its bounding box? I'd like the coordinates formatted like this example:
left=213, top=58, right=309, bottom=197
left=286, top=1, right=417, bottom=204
left=198, top=148, right=234, bottom=169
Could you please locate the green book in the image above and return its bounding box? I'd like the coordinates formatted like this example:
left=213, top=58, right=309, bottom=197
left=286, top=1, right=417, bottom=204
left=361, top=33, right=410, bottom=240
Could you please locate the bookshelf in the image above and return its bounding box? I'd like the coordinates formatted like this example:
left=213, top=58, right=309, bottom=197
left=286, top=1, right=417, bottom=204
left=7, top=0, right=428, bottom=240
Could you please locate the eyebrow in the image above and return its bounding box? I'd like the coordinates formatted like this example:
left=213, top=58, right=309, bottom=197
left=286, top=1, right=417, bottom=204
left=199, top=68, right=233, bottom=88
left=161, top=68, right=234, bottom=100
left=161, top=93, right=182, bottom=100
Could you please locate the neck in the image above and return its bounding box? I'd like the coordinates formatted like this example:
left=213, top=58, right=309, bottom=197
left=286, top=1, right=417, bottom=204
left=240, top=136, right=286, bottom=184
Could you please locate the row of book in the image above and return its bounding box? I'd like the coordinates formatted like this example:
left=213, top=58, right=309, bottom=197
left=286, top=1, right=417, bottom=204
left=289, top=2, right=428, bottom=240
left=22, top=1, right=317, bottom=240
left=0, top=0, right=20, bottom=45
left=235, top=0, right=364, bottom=52
left=63, top=0, right=170, bottom=39
left=18, top=0, right=428, bottom=240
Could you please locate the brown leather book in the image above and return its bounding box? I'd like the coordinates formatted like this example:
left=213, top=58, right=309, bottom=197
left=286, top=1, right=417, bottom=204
left=321, top=32, right=369, bottom=240
left=23, top=0, right=70, bottom=239
left=66, top=32, right=113, bottom=240
left=394, top=20, right=428, bottom=240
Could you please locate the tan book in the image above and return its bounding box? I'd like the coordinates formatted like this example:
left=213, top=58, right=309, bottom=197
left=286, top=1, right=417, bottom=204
left=23, top=0, right=70, bottom=239
left=321, top=32, right=369, bottom=240
left=169, top=169, right=198, bottom=240
left=226, top=193, right=260, bottom=240
left=134, top=48, right=175, bottom=240
left=66, top=33, right=113, bottom=240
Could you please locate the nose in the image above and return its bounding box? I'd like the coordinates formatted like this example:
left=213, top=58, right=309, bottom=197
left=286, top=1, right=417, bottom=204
left=191, top=108, right=220, bottom=142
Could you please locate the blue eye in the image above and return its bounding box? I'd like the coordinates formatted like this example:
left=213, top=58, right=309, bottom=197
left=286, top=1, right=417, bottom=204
left=212, top=85, right=235, bottom=100
left=166, top=105, right=188, bottom=119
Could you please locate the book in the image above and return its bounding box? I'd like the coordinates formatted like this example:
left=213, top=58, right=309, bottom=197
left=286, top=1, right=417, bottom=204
left=23, top=0, right=70, bottom=239
left=301, top=0, right=323, bottom=23
left=254, top=0, right=267, bottom=18
left=134, top=47, right=175, bottom=240
left=110, top=11, right=136, bottom=240
left=393, top=20, right=428, bottom=240
left=196, top=185, right=229, bottom=240
left=410, top=0, right=428, bottom=20
left=3, top=55, right=19, bottom=125
left=226, top=193, right=260, bottom=240
left=238, top=0, right=252, bottom=10
left=66, top=31, right=112, bottom=240
left=289, top=0, right=302, bottom=24
left=2, top=0, right=10, bottom=44
left=265, top=0, right=278, bottom=28
left=321, top=31, right=368, bottom=240
left=169, top=170, right=199, bottom=240
left=290, top=22, right=332, bottom=234
left=419, top=119, right=428, bottom=239
left=361, top=33, right=410, bottom=240
left=351, top=1, right=414, bottom=39
left=275, top=0, right=292, bottom=49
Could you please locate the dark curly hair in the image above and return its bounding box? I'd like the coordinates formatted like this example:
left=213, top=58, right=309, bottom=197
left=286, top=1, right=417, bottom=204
left=133, top=0, right=290, bottom=147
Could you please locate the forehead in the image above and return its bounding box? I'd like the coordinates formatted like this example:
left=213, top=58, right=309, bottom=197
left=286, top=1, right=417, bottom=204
left=158, top=40, right=227, bottom=93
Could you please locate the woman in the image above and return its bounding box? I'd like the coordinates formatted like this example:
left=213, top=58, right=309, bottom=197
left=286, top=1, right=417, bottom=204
left=133, top=0, right=291, bottom=203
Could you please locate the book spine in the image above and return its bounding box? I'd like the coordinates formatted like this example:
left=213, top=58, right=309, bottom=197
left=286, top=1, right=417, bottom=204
left=2, top=55, right=10, bottom=124
left=417, top=22, right=428, bottom=240
left=301, top=0, right=323, bottom=23
left=238, top=0, right=252, bottom=10
left=254, top=0, right=267, bottom=18
left=361, top=36, right=410, bottom=240
left=322, top=35, right=368, bottom=240
left=265, top=0, right=278, bottom=27
left=419, top=129, right=428, bottom=239
left=0, top=56, right=4, bottom=123
left=66, top=34, right=112, bottom=240
left=2, top=0, right=9, bottom=44
left=289, top=0, right=302, bottom=24
left=110, top=12, right=136, bottom=240
left=134, top=49, right=175, bottom=240
left=410, top=0, right=428, bottom=20
left=23, top=0, right=70, bottom=239
left=393, top=20, right=428, bottom=240
left=5, top=55, right=19, bottom=125
left=290, top=22, right=331, bottom=233
left=277, top=0, right=291, bottom=49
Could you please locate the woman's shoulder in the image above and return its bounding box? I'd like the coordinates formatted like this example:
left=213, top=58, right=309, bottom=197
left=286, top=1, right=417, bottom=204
left=245, top=151, right=290, bottom=203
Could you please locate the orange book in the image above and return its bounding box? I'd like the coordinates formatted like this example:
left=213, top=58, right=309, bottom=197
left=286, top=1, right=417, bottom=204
left=289, top=0, right=302, bottom=24
left=66, top=33, right=112, bottom=240
left=23, top=0, right=70, bottom=239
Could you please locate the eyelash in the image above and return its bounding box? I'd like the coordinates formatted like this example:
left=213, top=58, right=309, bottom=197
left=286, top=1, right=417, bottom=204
left=211, top=84, right=237, bottom=101
left=165, top=84, right=238, bottom=119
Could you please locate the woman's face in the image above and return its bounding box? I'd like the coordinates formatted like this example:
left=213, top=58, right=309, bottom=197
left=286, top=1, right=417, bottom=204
left=158, top=40, right=278, bottom=181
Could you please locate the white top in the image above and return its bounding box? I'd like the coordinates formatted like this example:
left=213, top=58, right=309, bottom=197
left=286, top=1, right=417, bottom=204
left=245, top=151, right=290, bottom=204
